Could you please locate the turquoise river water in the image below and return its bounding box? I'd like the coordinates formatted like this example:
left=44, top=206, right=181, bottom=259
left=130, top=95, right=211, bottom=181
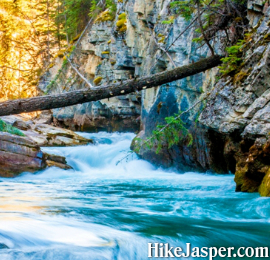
left=0, top=132, right=269, bottom=259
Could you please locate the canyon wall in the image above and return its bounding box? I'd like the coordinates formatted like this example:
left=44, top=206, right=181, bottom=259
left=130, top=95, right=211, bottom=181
left=38, top=0, right=270, bottom=195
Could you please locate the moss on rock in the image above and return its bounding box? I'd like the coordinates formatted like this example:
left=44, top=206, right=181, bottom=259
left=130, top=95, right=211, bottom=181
left=259, top=168, right=270, bottom=196
left=95, top=10, right=115, bottom=24
left=93, top=76, right=103, bottom=85
left=234, top=140, right=270, bottom=195
left=0, top=119, right=25, bottom=136
left=116, top=13, right=127, bottom=33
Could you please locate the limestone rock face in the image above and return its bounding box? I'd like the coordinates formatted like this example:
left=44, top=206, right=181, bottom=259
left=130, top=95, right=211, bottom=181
left=200, top=14, right=270, bottom=137
left=38, top=2, right=143, bottom=131
left=39, top=0, right=215, bottom=132
left=198, top=3, right=270, bottom=194
left=124, top=0, right=222, bottom=172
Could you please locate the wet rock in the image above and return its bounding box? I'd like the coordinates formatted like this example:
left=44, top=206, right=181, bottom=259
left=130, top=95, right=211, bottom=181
left=234, top=139, right=270, bottom=195
left=45, top=160, right=73, bottom=170
left=134, top=126, right=230, bottom=173
left=259, top=168, right=270, bottom=196
left=44, top=152, right=67, bottom=164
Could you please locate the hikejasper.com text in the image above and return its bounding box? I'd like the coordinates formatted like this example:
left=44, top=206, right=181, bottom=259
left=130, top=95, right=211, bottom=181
left=148, top=243, right=269, bottom=259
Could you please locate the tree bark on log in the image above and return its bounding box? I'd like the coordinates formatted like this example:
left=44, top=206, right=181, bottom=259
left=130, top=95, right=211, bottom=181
left=0, top=55, right=222, bottom=116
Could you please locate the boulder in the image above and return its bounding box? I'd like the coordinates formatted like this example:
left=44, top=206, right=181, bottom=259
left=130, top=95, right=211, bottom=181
left=0, top=131, right=74, bottom=177
left=43, top=152, right=73, bottom=170
left=32, top=124, right=92, bottom=146
left=1, top=115, right=93, bottom=147
left=45, top=160, right=73, bottom=170
left=0, top=115, right=90, bottom=177
left=0, top=132, right=45, bottom=177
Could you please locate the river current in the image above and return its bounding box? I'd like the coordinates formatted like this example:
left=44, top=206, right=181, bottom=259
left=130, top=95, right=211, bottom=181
left=0, top=132, right=269, bottom=259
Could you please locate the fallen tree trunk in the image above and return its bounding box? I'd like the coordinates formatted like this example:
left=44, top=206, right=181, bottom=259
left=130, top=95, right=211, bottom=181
left=0, top=55, right=222, bottom=116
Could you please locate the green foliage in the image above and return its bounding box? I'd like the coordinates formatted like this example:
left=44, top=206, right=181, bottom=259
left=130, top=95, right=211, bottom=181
left=161, top=16, right=175, bottom=25
left=169, top=0, right=246, bottom=22
left=192, top=37, right=203, bottom=43
left=64, top=0, right=93, bottom=39
left=0, top=119, right=25, bottom=137
left=170, top=0, right=195, bottom=21
left=164, top=0, right=247, bottom=58
left=219, top=40, right=245, bottom=75
left=89, top=0, right=101, bottom=17
left=90, top=0, right=116, bottom=20
left=54, top=0, right=96, bottom=41
left=105, top=0, right=117, bottom=14
left=134, top=113, right=193, bottom=154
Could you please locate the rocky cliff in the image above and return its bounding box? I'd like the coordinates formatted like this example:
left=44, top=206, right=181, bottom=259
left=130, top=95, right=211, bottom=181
left=39, top=0, right=215, bottom=133
left=200, top=1, right=270, bottom=195
left=136, top=0, right=270, bottom=196
left=39, top=0, right=270, bottom=196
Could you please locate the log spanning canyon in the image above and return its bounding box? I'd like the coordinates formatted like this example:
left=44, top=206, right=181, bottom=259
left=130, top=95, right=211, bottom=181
left=0, top=55, right=222, bottom=116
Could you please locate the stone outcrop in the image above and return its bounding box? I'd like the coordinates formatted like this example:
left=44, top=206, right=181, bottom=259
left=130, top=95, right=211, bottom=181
left=44, top=153, right=73, bottom=170
left=200, top=7, right=270, bottom=137
left=0, top=115, right=92, bottom=177
left=199, top=3, right=270, bottom=196
left=1, top=115, right=92, bottom=147
left=28, top=124, right=92, bottom=146
left=0, top=131, right=73, bottom=177
left=0, top=132, right=45, bottom=177
left=233, top=139, right=270, bottom=194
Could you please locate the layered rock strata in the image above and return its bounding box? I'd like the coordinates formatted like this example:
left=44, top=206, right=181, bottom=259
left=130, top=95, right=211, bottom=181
left=0, top=116, right=92, bottom=177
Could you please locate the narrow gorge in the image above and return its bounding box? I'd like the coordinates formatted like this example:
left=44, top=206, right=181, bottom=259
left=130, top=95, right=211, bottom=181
left=0, top=0, right=270, bottom=258
left=35, top=0, right=270, bottom=196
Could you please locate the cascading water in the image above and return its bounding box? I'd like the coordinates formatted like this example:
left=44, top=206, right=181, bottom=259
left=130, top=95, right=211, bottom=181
left=0, top=132, right=269, bottom=259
